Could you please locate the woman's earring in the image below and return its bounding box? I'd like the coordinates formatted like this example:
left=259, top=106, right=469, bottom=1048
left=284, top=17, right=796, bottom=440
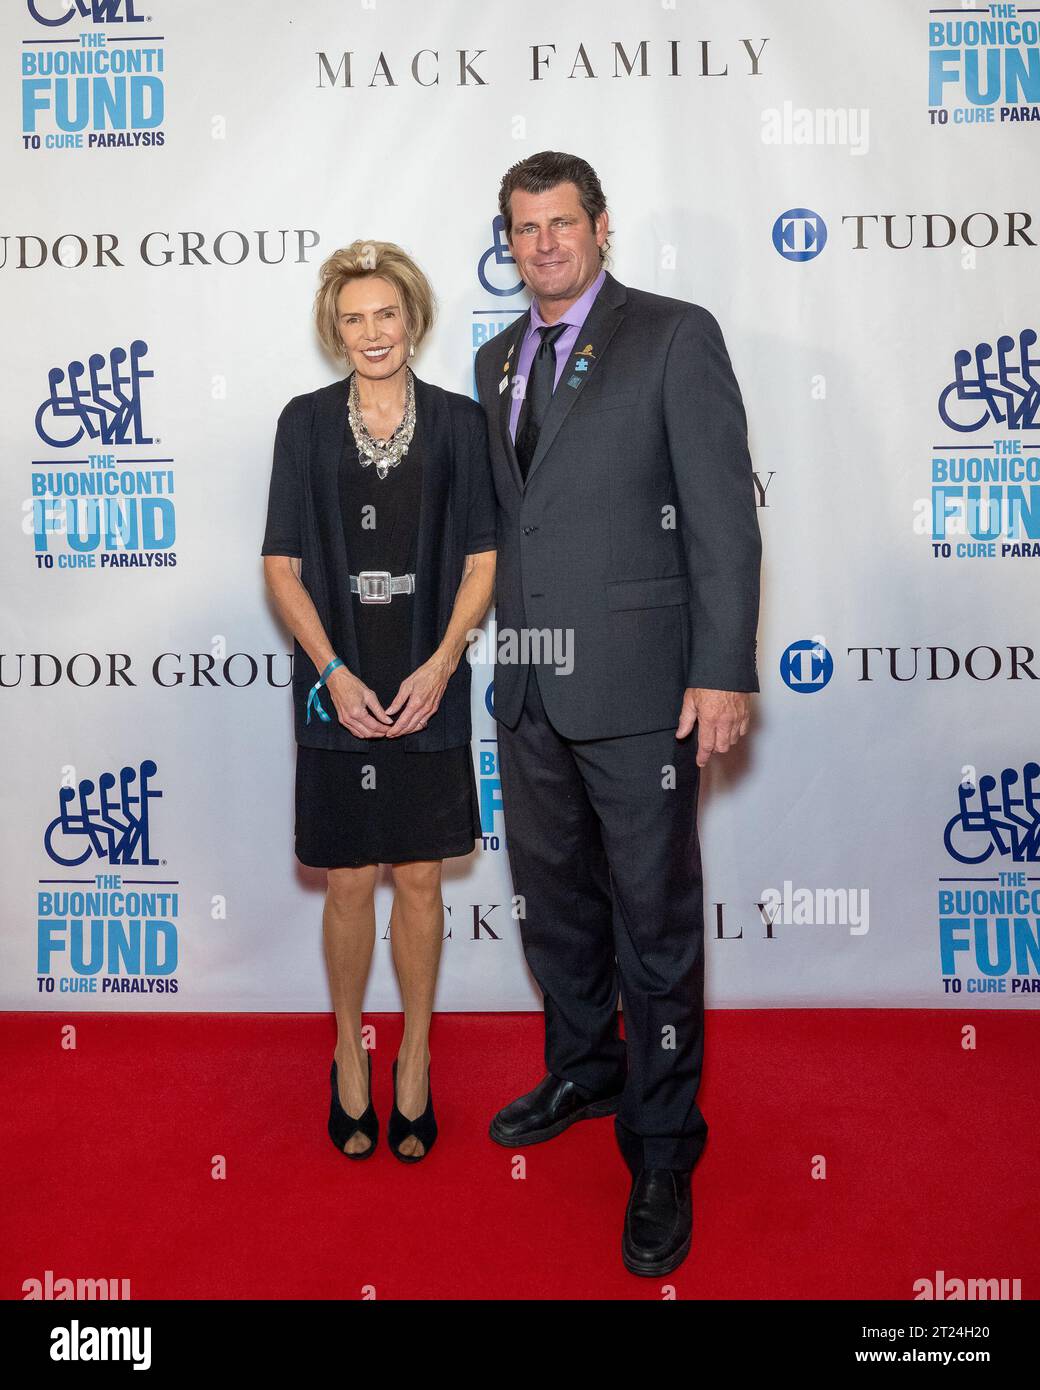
left=409, top=342, right=415, bottom=357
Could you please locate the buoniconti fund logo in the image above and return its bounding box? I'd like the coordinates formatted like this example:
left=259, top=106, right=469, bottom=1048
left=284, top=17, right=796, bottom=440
left=928, top=3, right=1040, bottom=128
left=29, top=339, right=178, bottom=572
left=37, top=758, right=181, bottom=997
left=938, top=762, right=1040, bottom=997
left=928, top=2, right=1040, bottom=127
left=926, top=329, right=1040, bottom=561
left=471, top=215, right=526, bottom=398
left=21, top=0, right=166, bottom=152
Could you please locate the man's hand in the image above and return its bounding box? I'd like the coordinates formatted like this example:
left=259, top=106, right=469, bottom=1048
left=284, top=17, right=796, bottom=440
left=676, top=687, right=751, bottom=767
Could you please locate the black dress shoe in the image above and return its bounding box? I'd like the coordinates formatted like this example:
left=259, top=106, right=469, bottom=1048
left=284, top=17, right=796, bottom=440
left=489, top=1072, right=624, bottom=1147
left=622, top=1169, right=692, bottom=1276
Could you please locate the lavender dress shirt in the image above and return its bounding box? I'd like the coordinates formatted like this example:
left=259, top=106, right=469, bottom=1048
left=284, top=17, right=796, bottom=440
left=507, top=266, right=607, bottom=442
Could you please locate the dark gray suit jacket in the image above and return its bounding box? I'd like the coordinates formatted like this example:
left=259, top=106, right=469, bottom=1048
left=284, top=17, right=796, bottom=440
left=474, top=268, right=761, bottom=739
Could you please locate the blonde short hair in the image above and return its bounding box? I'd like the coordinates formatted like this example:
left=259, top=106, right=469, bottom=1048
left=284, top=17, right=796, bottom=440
left=314, top=240, right=436, bottom=362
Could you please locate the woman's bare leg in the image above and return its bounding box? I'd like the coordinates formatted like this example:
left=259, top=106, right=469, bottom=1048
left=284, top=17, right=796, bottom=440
left=324, top=863, right=379, bottom=1154
left=387, top=859, right=445, bottom=1157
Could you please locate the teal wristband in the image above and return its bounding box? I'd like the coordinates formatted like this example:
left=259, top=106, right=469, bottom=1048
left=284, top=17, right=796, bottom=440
left=306, top=657, right=345, bottom=724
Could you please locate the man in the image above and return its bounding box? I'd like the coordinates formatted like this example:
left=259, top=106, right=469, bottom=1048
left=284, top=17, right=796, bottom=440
left=474, top=151, right=761, bottom=1277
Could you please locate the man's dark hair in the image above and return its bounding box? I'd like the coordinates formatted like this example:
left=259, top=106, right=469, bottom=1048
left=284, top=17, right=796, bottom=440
left=498, top=150, right=610, bottom=261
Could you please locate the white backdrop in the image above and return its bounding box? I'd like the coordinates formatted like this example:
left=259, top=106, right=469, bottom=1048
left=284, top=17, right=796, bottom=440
left=3, top=0, right=1038, bottom=1011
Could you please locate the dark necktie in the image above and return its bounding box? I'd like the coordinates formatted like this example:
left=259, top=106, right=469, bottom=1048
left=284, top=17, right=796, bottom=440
left=515, top=322, right=568, bottom=483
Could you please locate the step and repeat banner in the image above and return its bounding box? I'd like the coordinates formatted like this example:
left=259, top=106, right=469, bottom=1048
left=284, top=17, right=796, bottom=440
left=1, top=1, right=1038, bottom=1012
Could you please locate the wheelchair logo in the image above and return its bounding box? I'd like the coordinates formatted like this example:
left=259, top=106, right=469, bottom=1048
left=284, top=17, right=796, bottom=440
left=944, top=763, right=1040, bottom=864
left=35, top=340, right=154, bottom=448
left=937, top=330, right=1040, bottom=434
left=477, top=216, right=524, bottom=297
left=27, top=1, right=143, bottom=26
left=44, top=760, right=163, bottom=866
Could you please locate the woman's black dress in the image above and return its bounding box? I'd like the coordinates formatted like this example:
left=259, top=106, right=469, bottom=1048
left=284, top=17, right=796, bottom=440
left=294, top=412, right=482, bottom=868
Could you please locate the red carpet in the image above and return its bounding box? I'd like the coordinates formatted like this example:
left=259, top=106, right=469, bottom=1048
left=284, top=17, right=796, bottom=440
left=2, top=1010, right=1037, bottom=1300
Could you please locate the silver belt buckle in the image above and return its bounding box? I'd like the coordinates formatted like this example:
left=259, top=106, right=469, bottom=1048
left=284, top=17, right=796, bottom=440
left=357, top=570, right=392, bottom=604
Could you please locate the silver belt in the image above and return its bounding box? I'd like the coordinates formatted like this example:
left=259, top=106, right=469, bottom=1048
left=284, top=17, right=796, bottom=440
left=349, top=570, right=415, bottom=604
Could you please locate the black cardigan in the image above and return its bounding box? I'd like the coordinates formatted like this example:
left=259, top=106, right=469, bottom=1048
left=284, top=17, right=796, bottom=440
left=261, top=371, right=497, bottom=752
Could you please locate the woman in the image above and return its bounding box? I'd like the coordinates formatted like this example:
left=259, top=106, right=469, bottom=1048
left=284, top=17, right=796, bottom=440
left=261, top=241, right=497, bottom=1162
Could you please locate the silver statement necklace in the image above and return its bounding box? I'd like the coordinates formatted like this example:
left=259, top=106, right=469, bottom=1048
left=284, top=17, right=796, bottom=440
left=348, top=366, right=416, bottom=480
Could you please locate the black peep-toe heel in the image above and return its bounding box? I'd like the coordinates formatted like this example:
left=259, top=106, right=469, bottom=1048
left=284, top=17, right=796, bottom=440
left=388, top=1058, right=437, bottom=1163
left=328, top=1050, right=378, bottom=1160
